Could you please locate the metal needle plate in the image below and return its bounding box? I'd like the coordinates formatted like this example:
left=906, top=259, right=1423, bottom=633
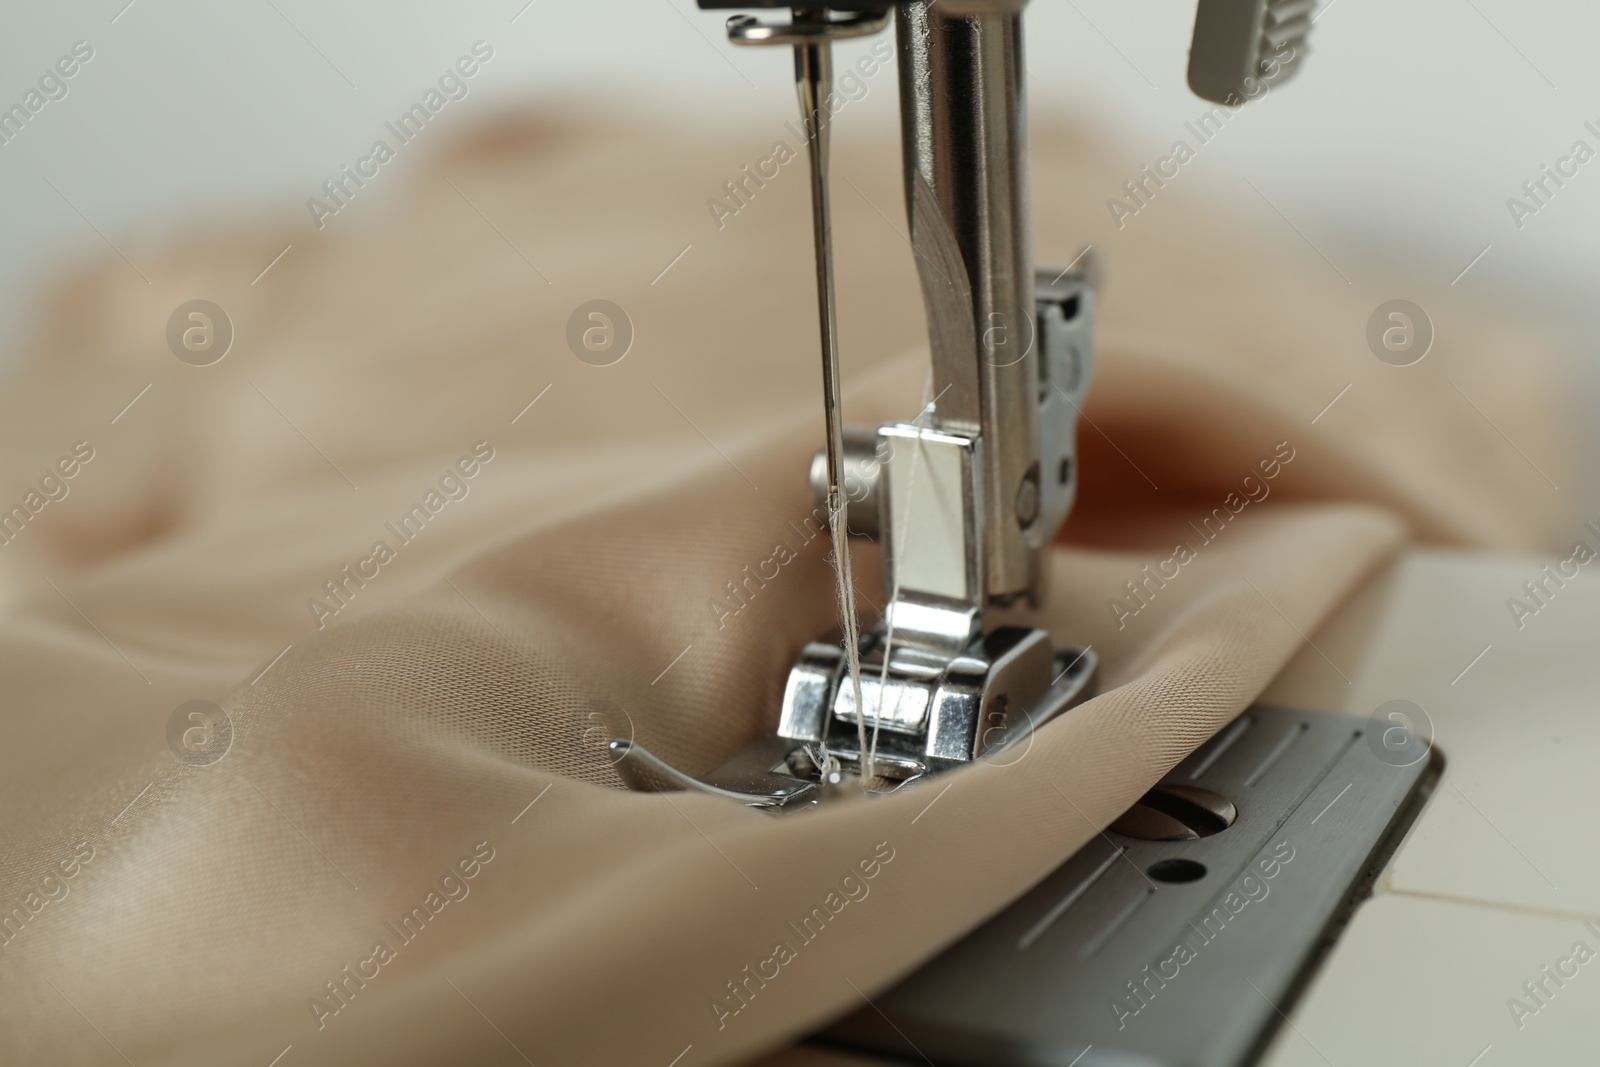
left=819, top=705, right=1440, bottom=1067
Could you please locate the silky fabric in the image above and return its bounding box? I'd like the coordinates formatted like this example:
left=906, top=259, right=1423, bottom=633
left=0, top=112, right=1576, bottom=1066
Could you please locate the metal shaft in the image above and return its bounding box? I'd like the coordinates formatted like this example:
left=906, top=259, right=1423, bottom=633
left=896, top=3, right=1040, bottom=602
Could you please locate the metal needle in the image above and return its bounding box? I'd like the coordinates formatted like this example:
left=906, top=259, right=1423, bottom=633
left=793, top=12, right=867, bottom=778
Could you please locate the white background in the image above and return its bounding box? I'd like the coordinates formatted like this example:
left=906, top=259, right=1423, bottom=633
left=1, top=0, right=1596, bottom=372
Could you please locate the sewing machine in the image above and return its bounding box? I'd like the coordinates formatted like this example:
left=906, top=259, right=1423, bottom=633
left=608, top=2, right=1598, bottom=1064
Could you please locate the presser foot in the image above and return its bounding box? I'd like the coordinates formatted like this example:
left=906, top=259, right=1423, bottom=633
left=609, top=631, right=1098, bottom=812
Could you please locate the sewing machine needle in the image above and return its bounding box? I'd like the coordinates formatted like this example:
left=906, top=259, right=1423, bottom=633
left=793, top=24, right=868, bottom=779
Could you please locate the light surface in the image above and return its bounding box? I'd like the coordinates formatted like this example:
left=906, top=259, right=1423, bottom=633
left=1261, top=547, right=1600, bottom=1063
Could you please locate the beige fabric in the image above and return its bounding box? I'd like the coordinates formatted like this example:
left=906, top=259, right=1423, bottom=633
left=0, top=112, right=1575, bottom=1066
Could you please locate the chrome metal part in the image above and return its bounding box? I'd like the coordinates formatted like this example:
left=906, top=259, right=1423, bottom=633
left=807, top=425, right=885, bottom=539
left=726, top=7, right=890, bottom=45
left=777, top=635, right=1098, bottom=777
left=897, top=1, right=1039, bottom=602
left=878, top=423, right=984, bottom=654
left=811, top=264, right=1095, bottom=568
left=608, top=641, right=1093, bottom=809
left=1033, top=265, right=1095, bottom=561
